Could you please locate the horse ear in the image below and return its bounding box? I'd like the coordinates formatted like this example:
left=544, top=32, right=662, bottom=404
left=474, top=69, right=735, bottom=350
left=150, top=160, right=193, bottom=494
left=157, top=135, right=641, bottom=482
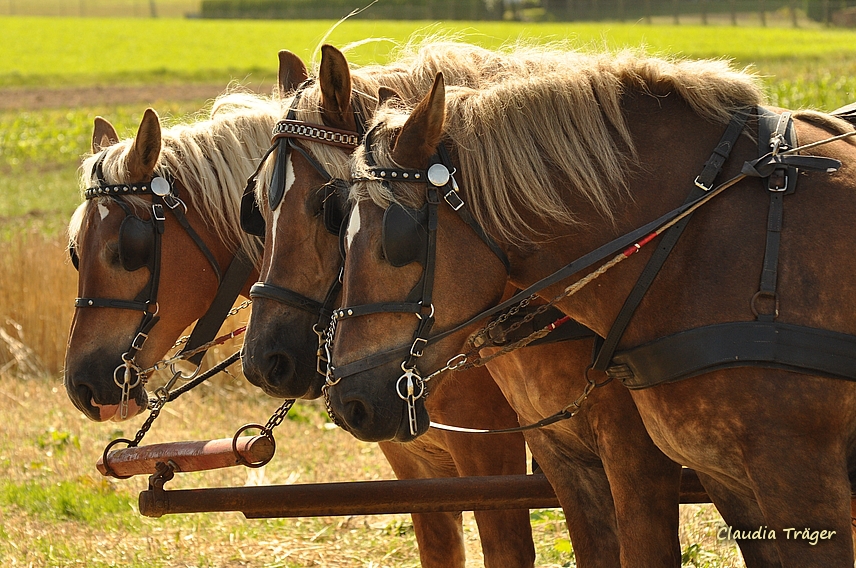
left=92, top=116, right=119, bottom=153
left=319, top=44, right=355, bottom=131
left=278, top=49, right=308, bottom=94
left=392, top=73, right=445, bottom=169
left=127, top=108, right=161, bottom=179
left=377, top=87, right=401, bottom=106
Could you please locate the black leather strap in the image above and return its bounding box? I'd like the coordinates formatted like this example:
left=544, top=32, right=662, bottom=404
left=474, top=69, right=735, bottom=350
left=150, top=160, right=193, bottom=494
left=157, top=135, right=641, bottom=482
left=181, top=248, right=255, bottom=366
left=250, top=282, right=324, bottom=314
left=607, top=321, right=856, bottom=388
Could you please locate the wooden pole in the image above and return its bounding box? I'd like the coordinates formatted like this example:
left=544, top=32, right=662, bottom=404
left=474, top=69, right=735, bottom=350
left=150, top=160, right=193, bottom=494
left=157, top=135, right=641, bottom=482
left=140, top=469, right=710, bottom=519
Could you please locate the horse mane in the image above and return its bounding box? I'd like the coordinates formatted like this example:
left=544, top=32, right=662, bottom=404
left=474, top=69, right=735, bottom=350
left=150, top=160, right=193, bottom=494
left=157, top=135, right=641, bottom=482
left=69, top=91, right=279, bottom=268
left=352, top=48, right=767, bottom=245
left=255, top=37, right=586, bottom=210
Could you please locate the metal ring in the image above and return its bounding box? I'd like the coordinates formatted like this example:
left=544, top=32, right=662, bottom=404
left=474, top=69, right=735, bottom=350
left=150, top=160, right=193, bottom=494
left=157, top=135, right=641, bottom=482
left=231, top=423, right=275, bottom=469
left=169, top=360, right=202, bottom=381
left=750, top=290, right=779, bottom=318
left=101, top=438, right=135, bottom=479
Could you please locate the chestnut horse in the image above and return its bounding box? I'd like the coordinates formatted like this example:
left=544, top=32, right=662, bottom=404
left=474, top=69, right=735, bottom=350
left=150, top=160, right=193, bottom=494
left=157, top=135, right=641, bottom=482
left=331, top=45, right=856, bottom=566
left=242, top=44, right=684, bottom=567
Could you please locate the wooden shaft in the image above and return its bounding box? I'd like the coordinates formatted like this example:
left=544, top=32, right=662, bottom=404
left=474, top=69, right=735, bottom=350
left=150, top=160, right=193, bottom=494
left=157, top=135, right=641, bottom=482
left=140, top=468, right=709, bottom=518
left=96, top=436, right=274, bottom=477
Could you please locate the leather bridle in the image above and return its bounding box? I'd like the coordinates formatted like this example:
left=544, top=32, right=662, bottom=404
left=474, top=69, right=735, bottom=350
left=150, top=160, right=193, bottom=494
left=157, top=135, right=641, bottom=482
left=241, top=79, right=365, bottom=375
left=72, top=153, right=255, bottom=419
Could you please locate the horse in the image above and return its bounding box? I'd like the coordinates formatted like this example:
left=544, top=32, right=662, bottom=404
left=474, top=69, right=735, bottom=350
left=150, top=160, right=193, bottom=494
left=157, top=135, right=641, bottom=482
left=329, top=46, right=856, bottom=566
left=65, top=93, right=274, bottom=422
left=63, top=82, right=532, bottom=566
left=242, top=44, right=684, bottom=567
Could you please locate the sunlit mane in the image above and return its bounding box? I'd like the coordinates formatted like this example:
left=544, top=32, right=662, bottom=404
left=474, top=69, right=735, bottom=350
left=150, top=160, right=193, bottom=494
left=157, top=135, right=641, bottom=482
left=254, top=37, right=585, bottom=210
left=69, top=92, right=280, bottom=268
left=351, top=48, right=766, bottom=244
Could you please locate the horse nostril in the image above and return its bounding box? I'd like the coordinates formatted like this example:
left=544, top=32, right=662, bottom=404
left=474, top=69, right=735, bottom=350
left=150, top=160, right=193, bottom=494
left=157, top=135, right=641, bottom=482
left=268, top=352, right=295, bottom=383
left=342, top=397, right=372, bottom=431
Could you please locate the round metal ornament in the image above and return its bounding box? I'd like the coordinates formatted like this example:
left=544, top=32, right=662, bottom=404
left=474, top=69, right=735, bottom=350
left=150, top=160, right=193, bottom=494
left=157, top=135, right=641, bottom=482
left=150, top=176, right=171, bottom=196
left=427, top=164, right=451, bottom=187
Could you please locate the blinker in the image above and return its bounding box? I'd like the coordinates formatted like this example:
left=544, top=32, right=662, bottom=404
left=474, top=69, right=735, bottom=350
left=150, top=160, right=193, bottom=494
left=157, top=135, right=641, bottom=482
left=240, top=187, right=266, bottom=237
left=382, top=202, right=429, bottom=267
left=268, top=140, right=289, bottom=212
left=118, top=215, right=154, bottom=272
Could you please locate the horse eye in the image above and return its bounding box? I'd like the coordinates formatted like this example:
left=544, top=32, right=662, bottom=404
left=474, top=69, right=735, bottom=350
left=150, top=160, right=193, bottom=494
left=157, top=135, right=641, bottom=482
left=105, top=242, right=121, bottom=267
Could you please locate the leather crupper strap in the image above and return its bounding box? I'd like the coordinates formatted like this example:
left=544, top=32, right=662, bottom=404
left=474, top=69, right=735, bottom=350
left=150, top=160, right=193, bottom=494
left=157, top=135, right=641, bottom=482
left=605, top=107, right=851, bottom=388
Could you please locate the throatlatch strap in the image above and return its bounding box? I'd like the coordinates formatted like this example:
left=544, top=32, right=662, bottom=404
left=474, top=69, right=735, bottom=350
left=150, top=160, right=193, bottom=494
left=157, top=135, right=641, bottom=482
left=592, top=108, right=751, bottom=371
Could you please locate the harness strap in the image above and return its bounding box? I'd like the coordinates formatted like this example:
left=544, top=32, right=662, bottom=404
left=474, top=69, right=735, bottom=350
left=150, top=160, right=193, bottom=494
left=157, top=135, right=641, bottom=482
left=181, top=247, right=256, bottom=367
left=166, top=203, right=223, bottom=285
left=74, top=298, right=150, bottom=311
left=249, top=282, right=325, bottom=314
left=592, top=108, right=750, bottom=371
left=753, top=108, right=794, bottom=321
left=607, top=322, right=856, bottom=388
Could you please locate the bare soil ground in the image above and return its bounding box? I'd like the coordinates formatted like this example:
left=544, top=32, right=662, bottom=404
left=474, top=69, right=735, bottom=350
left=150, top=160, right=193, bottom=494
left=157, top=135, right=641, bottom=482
left=0, top=83, right=270, bottom=111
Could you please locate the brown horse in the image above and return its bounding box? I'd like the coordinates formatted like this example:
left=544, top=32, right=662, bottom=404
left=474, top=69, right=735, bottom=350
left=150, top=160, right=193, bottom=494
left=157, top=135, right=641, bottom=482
left=330, top=48, right=856, bottom=566
left=65, top=94, right=274, bottom=421
left=242, top=45, right=684, bottom=567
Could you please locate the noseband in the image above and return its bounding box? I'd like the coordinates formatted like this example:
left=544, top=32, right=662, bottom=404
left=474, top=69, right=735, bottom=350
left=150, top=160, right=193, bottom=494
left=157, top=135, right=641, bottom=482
left=241, top=79, right=365, bottom=375
left=72, top=153, right=253, bottom=419
left=324, top=126, right=510, bottom=436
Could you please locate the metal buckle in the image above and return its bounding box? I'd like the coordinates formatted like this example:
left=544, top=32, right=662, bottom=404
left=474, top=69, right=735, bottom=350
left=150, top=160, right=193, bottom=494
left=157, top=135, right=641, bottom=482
left=131, top=331, right=149, bottom=351
left=152, top=203, right=166, bottom=222
left=443, top=187, right=465, bottom=211
left=694, top=176, right=713, bottom=192
left=410, top=337, right=428, bottom=358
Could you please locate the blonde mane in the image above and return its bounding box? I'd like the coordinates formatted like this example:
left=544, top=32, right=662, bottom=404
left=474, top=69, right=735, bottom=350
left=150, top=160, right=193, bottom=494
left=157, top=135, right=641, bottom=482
left=255, top=38, right=586, bottom=211
left=351, top=48, right=766, bottom=245
left=69, top=91, right=281, bottom=268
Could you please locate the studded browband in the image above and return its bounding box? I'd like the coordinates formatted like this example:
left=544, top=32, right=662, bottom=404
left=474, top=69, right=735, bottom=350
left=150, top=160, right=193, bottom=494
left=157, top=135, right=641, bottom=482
left=271, top=119, right=360, bottom=149
left=84, top=174, right=174, bottom=200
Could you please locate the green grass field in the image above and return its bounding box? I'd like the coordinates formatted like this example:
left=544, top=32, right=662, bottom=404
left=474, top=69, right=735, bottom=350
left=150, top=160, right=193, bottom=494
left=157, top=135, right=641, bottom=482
left=2, top=16, right=856, bottom=88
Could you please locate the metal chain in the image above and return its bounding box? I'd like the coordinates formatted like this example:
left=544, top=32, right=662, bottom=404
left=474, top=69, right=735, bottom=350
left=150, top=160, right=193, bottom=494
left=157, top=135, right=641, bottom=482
left=260, top=398, right=296, bottom=436
left=139, top=300, right=252, bottom=377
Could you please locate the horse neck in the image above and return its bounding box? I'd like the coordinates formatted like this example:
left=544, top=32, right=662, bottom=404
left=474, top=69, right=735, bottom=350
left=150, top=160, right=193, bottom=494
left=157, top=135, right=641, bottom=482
left=506, top=93, right=753, bottom=339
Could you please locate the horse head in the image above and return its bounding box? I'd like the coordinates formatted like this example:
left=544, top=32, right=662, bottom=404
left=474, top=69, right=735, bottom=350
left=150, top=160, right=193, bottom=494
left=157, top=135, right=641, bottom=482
left=327, top=74, right=509, bottom=442
left=242, top=46, right=365, bottom=399
left=66, top=99, right=272, bottom=421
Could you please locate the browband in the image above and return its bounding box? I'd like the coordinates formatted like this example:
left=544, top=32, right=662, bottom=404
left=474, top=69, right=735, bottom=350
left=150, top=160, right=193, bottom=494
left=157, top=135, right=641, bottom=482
left=272, top=119, right=360, bottom=149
